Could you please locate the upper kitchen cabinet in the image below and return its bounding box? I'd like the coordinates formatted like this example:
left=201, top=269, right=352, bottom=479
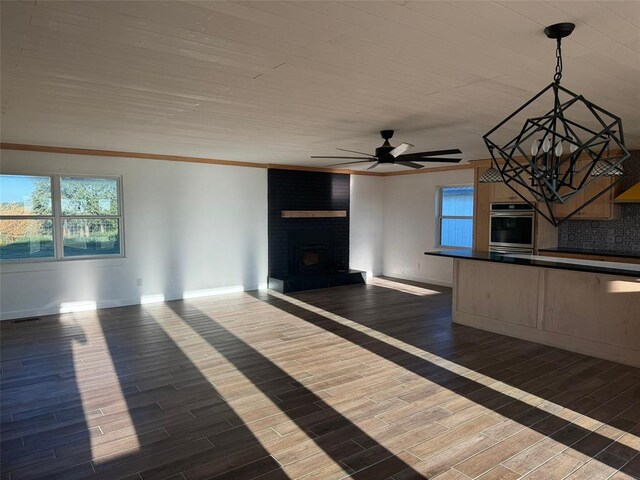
left=484, top=158, right=621, bottom=220
left=552, top=161, right=621, bottom=221
left=490, top=181, right=536, bottom=203
left=484, top=160, right=536, bottom=203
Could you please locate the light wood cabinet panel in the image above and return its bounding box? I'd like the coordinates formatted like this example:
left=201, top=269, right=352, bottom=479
left=552, top=180, right=619, bottom=220
left=551, top=160, right=620, bottom=220
left=455, top=260, right=539, bottom=327
left=484, top=159, right=535, bottom=204
left=452, top=259, right=640, bottom=367
left=490, top=179, right=536, bottom=203
left=579, top=175, right=619, bottom=219
left=490, top=182, right=520, bottom=202
left=541, top=269, right=640, bottom=350
left=483, top=159, right=619, bottom=219
left=551, top=190, right=582, bottom=218
left=473, top=167, right=491, bottom=252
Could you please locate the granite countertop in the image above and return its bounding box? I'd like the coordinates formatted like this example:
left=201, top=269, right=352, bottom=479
left=537, top=247, right=640, bottom=259
left=424, top=249, right=640, bottom=278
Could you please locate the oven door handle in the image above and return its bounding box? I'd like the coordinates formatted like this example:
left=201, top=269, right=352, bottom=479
left=490, top=212, right=535, bottom=218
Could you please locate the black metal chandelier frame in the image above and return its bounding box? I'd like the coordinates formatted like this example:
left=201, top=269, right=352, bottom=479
left=482, top=23, right=630, bottom=226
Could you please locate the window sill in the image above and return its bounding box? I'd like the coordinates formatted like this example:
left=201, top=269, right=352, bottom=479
left=0, top=257, right=129, bottom=273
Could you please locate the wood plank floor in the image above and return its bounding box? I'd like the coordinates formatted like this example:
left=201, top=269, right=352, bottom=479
left=1, top=277, right=640, bottom=480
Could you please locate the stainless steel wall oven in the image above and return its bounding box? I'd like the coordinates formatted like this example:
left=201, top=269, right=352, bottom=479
left=489, top=203, right=535, bottom=254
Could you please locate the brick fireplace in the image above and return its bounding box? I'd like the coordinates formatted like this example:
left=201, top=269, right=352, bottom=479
left=267, top=169, right=365, bottom=293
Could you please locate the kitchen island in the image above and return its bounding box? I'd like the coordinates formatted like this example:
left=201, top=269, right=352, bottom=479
left=425, top=250, right=640, bottom=367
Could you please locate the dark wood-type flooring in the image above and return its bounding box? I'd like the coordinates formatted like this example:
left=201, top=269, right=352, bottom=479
left=2, top=277, right=640, bottom=480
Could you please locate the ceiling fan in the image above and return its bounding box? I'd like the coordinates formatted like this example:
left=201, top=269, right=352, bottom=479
left=311, top=130, right=462, bottom=170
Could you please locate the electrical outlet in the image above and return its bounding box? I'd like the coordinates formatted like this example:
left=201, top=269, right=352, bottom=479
left=137, top=278, right=143, bottom=287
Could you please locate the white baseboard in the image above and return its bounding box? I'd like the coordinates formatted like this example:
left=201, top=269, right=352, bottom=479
left=0, top=283, right=265, bottom=321
left=381, top=271, right=453, bottom=288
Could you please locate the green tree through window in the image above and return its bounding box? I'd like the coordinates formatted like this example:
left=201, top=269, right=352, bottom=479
left=0, top=174, right=123, bottom=260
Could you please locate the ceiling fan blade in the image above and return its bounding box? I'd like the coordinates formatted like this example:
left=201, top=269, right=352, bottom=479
left=389, top=142, right=414, bottom=158
left=327, top=160, right=375, bottom=167
left=413, top=158, right=462, bottom=163
left=396, top=161, right=425, bottom=169
left=310, top=156, right=373, bottom=159
left=426, top=158, right=462, bottom=163
left=397, top=154, right=461, bottom=163
left=335, top=147, right=376, bottom=157
left=366, top=162, right=380, bottom=170
left=411, top=148, right=462, bottom=156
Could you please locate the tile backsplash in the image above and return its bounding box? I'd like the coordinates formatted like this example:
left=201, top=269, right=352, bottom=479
left=558, top=151, right=640, bottom=253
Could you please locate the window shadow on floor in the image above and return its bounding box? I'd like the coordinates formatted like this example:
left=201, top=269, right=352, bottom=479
left=278, top=279, right=640, bottom=429
left=92, top=304, right=293, bottom=480
left=2, top=282, right=638, bottom=479
left=0, top=317, right=94, bottom=479
left=248, top=285, right=640, bottom=477
left=163, top=300, right=426, bottom=479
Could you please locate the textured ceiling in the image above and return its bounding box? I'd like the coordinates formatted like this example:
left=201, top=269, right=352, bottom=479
left=1, top=1, right=639, bottom=170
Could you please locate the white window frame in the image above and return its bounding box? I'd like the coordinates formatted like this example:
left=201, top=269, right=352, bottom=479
left=435, top=184, right=474, bottom=250
left=0, top=173, right=125, bottom=262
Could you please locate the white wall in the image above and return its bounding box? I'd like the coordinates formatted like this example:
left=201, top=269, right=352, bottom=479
left=349, top=175, right=384, bottom=277
left=382, top=169, right=475, bottom=287
left=0, top=149, right=472, bottom=319
left=0, top=151, right=267, bottom=320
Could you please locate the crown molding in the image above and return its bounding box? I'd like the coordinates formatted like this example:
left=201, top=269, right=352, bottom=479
left=382, top=162, right=476, bottom=176
left=0, top=142, right=268, bottom=169
left=266, top=163, right=382, bottom=176
left=1, top=142, right=478, bottom=176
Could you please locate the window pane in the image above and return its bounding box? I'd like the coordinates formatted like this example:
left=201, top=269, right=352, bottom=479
left=0, top=175, right=52, bottom=215
left=61, top=177, right=119, bottom=216
left=440, top=218, right=473, bottom=248
left=0, top=219, right=54, bottom=259
left=441, top=186, right=474, bottom=216
left=63, top=219, right=120, bottom=257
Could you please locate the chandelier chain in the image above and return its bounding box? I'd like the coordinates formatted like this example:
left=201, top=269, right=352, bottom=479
left=554, top=38, right=563, bottom=84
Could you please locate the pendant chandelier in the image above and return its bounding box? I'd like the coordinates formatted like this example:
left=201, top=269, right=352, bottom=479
left=480, top=22, right=630, bottom=226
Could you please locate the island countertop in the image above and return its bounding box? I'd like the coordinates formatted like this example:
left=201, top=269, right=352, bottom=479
left=425, top=249, right=640, bottom=278
left=537, top=246, right=640, bottom=260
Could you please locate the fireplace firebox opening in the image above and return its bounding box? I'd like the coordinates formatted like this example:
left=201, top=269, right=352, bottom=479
left=296, top=244, right=327, bottom=274
left=301, top=249, right=321, bottom=267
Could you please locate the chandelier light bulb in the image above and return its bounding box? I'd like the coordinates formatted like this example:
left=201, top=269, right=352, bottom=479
left=531, top=140, right=539, bottom=156
left=542, top=137, right=551, bottom=153
left=554, top=141, right=563, bottom=157
left=569, top=141, right=578, bottom=153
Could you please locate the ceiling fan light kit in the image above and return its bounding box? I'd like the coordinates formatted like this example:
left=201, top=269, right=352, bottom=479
left=481, top=22, right=630, bottom=226
left=311, top=130, right=462, bottom=170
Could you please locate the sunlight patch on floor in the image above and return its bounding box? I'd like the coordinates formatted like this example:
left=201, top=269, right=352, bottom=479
left=182, top=286, right=245, bottom=298
left=140, top=294, right=166, bottom=304
left=59, top=300, right=97, bottom=313
left=370, top=277, right=443, bottom=296
left=68, top=317, right=140, bottom=463
left=146, top=303, right=352, bottom=479
left=270, top=291, right=640, bottom=452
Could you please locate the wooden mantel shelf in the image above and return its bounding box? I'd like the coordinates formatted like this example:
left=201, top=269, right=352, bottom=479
left=281, top=210, right=347, bottom=218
